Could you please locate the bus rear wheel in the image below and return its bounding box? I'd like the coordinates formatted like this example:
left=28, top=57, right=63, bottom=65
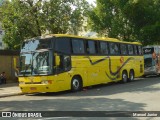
left=71, top=76, right=82, bottom=92
left=128, top=70, right=134, bottom=82
left=122, top=71, right=128, bottom=83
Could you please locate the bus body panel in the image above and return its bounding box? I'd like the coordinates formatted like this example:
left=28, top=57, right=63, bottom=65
left=19, top=55, right=144, bottom=93
left=18, top=34, right=144, bottom=93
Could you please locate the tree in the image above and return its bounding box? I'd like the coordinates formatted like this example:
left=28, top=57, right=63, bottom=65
left=0, top=0, right=90, bottom=49
left=88, top=0, right=132, bottom=41
left=122, top=0, right=160, bottom=45
left=69, top=0, right=90, bottom=35
left=88, top=0, right=160, bottom=45
left=0, top=0, right=44, bottom=49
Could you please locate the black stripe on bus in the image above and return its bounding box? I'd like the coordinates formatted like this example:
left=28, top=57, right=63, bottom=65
left=86, top=56, right=135, bottom=80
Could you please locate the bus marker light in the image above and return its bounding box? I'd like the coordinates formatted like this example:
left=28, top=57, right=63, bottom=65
left=48, top=80, right=52, bottom=84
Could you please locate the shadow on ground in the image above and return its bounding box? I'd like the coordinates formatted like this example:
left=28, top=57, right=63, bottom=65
left=25, top=76, right=160, bottom=97
left=0, top=97, right=145, bottom=120
left=1, top=77, right=159, bottom=120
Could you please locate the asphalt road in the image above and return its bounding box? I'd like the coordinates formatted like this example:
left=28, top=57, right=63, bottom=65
left=0, top=76, right=160, bottom=120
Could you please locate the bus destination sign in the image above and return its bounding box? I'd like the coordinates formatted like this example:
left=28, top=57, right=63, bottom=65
left=143, top=48, right=154, bottom=54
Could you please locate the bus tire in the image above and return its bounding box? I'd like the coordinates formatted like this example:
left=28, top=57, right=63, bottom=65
left=122, top=71, right=128, bottom=83
left=143, top=75, right=146, bottom=77
left=71, top=76, right=82, bottom=92
left=128, top=70, right=134, bottom=82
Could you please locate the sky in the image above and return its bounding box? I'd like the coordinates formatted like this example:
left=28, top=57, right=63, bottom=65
left=87, top=0, right=96, bottom=6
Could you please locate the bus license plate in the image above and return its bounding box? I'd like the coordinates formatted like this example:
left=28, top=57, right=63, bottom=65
left=30, top=87, right=36, bottom=90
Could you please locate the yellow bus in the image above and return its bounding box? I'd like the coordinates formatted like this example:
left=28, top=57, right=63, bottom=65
left=18, top=34, right=144, bottom=93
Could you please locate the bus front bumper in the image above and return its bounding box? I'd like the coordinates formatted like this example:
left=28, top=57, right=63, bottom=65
left=144, top=67, right=157, bottom=76
left=19, top=84, right=57, bottom=93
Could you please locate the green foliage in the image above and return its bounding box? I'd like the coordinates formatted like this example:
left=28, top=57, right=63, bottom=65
left=122, top=0, right=160, bottom=45
left=88, top=0, right=160, bottom=45
left=88, top=0, right=133, bottom=41
left=2, top=0, right=160, bottom=49
left=0, top=0, right=43, bottom=49
left=0, top=0, right=90, bottom=49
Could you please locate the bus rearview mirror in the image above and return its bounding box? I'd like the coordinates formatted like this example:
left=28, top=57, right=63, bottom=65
left=13, top=58, right=17, bottom=69
left=55, top=55, right=60, bottom=66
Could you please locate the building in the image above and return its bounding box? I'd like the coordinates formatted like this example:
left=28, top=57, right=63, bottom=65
left=0, top=50, right=19, bottom=83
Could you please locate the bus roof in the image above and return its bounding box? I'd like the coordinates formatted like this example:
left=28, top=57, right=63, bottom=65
left=143, top=45, right=160, bottom=48
left=53, top=34, right=141, bottom=45
left=26, top=34, right=142, bottom=45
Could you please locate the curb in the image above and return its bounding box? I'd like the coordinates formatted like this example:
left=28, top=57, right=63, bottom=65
left=0, top=92, right=24, bottom=98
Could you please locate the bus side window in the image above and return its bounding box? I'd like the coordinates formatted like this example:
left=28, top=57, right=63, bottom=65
left=55, top=54, right=71, bottom=73
left=128, top=44, right=134, bottom=55
left=120, top=44, right=127, bottom=55
left=55, top=38, right=71, bottom=54
left=63, top=55, right=71, bottom=71
left=109, top=42, right=120, bottom=55
left=86, top=40, right=97, bottom=54
left=99, top=41, right=108, bottom=54
left=72, top=39, right=85, bottom=54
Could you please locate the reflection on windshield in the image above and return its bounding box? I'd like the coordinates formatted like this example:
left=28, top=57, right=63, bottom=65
left=20, top=51, right=51, bottom=75
left=21, top=39, right=52, bottom=52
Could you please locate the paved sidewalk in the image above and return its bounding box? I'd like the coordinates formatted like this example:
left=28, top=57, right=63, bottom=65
left=0, top=83, right=23, bottom=98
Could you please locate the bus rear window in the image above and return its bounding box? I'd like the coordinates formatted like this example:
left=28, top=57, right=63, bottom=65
left=144, top=58, right=152, bottom=68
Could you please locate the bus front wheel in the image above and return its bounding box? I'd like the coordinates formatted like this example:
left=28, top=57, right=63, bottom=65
left=71, top=76, right=82, bottom=92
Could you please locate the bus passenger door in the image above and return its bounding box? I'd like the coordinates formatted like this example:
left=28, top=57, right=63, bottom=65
left=54, top=54, right=72, bottom=91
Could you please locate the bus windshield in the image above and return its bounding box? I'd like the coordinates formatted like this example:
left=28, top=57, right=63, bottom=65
left=21, top=38, right=52, bottom=52
left=20, top=50, right=52, bottom=76
left=19, top=38, right=53, bottom=76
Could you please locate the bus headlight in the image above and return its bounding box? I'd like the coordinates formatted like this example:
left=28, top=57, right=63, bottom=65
left=41, top=80, right=52, bottom=84
left=19, top=81, right=25, bottom=84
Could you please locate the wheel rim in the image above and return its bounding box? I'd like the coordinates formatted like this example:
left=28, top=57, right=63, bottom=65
left=130, top=72, right=134, bottom=81
left=72, top=79, right=79, bottom=90
left=123, top=73, right=127, bottom=82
